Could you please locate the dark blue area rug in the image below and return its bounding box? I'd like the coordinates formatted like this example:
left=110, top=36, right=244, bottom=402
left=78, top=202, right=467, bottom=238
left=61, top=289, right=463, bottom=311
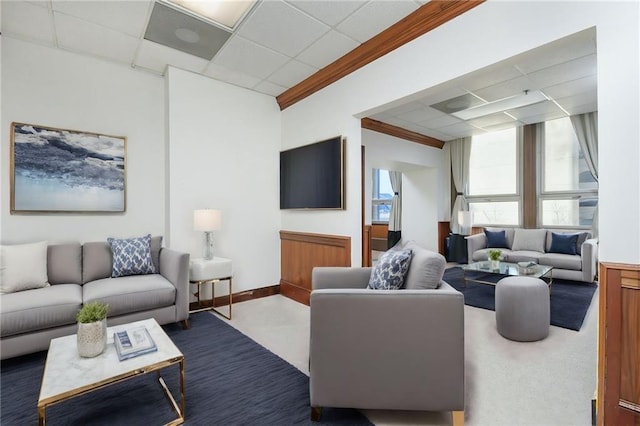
left=443, top=267, right=597, bottom=331
left=1, top=313, right=372, bottom=425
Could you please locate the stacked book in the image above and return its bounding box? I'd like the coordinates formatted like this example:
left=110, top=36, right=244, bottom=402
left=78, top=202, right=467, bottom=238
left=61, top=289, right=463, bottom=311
left=114, top=326, right=157, bottom=361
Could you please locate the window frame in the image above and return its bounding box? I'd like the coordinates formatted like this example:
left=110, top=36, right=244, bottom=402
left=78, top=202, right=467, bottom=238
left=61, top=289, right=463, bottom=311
left=537, top=119, right=598, bottom=230
left=372, top=168, right=392, bottom=224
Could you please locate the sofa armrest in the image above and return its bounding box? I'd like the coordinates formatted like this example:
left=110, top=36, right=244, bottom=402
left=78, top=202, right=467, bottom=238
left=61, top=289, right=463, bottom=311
left=312, top=267, right=372, bottom=290
left=309, top=282, right=464, bottom=411
left=580, top=238, right=598, bottom=282
left=465, top=233, right=487, bottom=264
left=159, top=248, right=190, bottom=322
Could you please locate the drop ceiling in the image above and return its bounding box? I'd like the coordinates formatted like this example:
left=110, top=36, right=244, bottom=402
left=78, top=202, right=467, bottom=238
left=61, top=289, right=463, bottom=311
left=1, top=2, right=597, bottom=143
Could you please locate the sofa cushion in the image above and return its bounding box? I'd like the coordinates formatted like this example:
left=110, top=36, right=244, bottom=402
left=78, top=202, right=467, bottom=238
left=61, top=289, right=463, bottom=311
left=150, top=236, right=163, bottom=273
left=539, top=253, right=582, bottom=271
left=546, top=231, right=590, bottom=255
left=83, top=242, right=113, bottom=284
left=367, top=249, right=413, bottom=290
left=0, top=241, right=49, bottom=294
left=504, top=251, right=544, bottom=263
left=485, top=229, right=509, bottom=249
left=403, top=242, right=445, bottom=290
left=0, top=284, right=82, bottom=337
left=549, top=232, right=579, bottom=255
left=82, top=274, right=176, bottom=317
left=107, top=234, right=157, bottom=277
left=472, top=248, right=514, bottom=262
left=48, top=243, right=82, bottom=285
left=512, top=229, right=547, bottom=252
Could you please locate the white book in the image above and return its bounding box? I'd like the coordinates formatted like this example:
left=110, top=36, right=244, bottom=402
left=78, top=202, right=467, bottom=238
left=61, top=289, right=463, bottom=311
left=114, top=326, right=157, bottom=361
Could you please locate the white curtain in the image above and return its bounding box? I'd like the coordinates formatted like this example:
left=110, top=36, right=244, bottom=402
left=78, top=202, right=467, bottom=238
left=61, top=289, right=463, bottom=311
left=388, top=171, right=402, bottom=232
left=449, top=137, right=472, bottom=234
left=571, top=112, right=599, bottom=236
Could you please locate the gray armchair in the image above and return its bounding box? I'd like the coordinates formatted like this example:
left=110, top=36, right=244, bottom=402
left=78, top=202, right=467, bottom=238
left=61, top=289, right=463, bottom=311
left=309, top=266, right=465, bottom=425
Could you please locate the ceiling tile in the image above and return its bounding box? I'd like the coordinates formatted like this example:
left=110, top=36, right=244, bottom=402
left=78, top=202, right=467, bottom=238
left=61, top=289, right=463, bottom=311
left=286, top=0, right=366, bottom=26
left=135, top=40, right=210, bottom=74
left=2, top=1, right=55, bottom=46
left=385, top=101, right=424, bottom=117
left=203, top=63, right=262, bottom=89
left=460, top=64, right=523, bottom=92
left=467, top=113, right=516, bottom=129
left=254, top=80, right=287, bottom=97
left=527, top=54, right=597, bottom=89
left=52, top=0, right=152, bottom=37
left=383, top=116, right=414, bottom=128
left=213, top=36, right=290, bottom=80
left=296, top=30, right=359, bottom=69
left=472, top=76, right=540, bottom=103
left=515, top=29, right=596, bottom=74
left=267, top=60, right=317, bottom=88
left=237, top=1, right=329, bottom=57
left=542, top=74, right=597, bottom=100
left=396, top=106, right=435, bottom=123
left=554, top=90, right=598, bottom=113
left=54, top=12, right=139, bottom=64
left=25, top=1, right=50, bottom=8
left=506, top=100, right=565, bottom=120
left=336, top=0, right=419, bottom=43
left=421, top=113, right=462, bottom=129
left=518, top=111, right=567, bottom=125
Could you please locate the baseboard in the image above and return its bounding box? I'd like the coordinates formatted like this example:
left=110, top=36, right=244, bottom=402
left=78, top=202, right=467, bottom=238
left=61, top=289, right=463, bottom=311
left=188, top=284, right=280, bottom=311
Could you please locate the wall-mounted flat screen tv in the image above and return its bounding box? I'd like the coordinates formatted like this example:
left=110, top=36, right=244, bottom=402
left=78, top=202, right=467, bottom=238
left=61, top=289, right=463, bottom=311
left=280, top=136, right=345, bottom=210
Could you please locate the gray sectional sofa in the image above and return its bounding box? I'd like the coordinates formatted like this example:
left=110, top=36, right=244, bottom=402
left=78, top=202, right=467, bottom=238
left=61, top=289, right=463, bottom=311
left=466, top=228, right=598, bottom=282
left=0, top=238, right=190, bottom=359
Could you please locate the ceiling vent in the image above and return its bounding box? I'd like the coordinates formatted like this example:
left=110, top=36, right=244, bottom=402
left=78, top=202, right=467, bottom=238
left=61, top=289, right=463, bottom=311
left=144, top=2, right=232, bottom=60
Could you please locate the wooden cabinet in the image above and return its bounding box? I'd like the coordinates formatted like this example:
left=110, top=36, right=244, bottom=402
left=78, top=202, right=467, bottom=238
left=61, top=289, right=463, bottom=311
left=598, top=263, right=640, bottom=425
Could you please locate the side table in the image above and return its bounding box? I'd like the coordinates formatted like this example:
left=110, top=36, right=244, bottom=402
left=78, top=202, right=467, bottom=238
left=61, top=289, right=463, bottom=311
left=189, top=257, right=233, bottom=319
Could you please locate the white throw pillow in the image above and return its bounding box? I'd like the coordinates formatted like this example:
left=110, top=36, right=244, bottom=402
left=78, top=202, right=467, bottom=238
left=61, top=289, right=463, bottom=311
left=511, top=229, right=547, bottom=253
left=0, top=241, right=49, bottom=294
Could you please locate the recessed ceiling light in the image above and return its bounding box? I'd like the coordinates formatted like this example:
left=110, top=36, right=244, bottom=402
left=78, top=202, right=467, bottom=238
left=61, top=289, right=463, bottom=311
left=164, top=0, right=256, bottom=30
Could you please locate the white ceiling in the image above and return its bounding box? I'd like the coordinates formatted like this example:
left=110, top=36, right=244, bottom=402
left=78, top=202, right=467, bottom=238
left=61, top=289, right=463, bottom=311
left=367, top=28, right=598, bottom=141
left=1, top=0, right=425, bottom=97
left=1, top=2, right=597, bottom=142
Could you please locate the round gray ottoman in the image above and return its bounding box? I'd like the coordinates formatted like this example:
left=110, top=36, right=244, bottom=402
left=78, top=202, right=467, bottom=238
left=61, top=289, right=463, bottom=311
left=495, top=276, right=550, bottom=341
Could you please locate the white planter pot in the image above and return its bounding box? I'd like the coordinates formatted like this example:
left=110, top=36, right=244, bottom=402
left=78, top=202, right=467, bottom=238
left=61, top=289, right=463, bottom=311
left=77, top=320, right=107, bottom=358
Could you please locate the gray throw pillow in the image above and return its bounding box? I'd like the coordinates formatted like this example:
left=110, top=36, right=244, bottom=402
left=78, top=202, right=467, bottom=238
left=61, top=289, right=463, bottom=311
left=367, top=249, right=413, bottom=290
left=511, top=229, right=547, bottom=252
left=403, top=242, right=446, bottom=289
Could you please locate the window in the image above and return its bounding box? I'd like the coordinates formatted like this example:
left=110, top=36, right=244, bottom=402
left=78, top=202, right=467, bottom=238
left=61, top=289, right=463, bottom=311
left=540, top=117, right=597, bottom=227
left=467, top=128, right=520, bottom=226
left=372, top=169, right=393, bottom=222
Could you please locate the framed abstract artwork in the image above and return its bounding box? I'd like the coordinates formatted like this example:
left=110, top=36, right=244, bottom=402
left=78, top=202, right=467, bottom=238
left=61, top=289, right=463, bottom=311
left=10, top=122, right=126, bottom=213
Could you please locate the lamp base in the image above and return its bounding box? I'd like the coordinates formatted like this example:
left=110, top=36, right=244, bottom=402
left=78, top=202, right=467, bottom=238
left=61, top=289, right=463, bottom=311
left=203, top=232, right=214, bottom=260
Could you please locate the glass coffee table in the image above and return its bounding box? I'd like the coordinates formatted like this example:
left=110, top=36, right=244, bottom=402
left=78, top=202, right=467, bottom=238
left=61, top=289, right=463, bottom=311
left=37, top=318, right=185, bottom=426
left=460, top=261, right=553, bottom=288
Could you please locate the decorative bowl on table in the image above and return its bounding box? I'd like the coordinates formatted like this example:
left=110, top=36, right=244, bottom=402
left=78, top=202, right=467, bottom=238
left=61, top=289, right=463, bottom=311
left=517, top=261, right=537, bottom=275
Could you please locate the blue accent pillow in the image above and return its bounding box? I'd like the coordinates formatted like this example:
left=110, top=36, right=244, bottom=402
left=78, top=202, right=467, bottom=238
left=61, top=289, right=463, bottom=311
left=485, top=229, right=509, bottom=248
left=107, top=234, right=157, bottom=278
left=549, top=232, right=579, bottom=255
left=368, top=249, right=413, bottom=290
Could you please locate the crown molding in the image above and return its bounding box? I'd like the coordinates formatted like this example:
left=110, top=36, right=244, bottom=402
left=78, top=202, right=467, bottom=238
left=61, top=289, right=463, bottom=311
left=361, top=117, right=444, bottom=148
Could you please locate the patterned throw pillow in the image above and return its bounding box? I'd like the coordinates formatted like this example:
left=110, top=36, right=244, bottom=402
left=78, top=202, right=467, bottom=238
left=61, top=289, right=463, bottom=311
left=107, top=234, right=157, bottom=278
left=367, top=249, right=413, bottom=290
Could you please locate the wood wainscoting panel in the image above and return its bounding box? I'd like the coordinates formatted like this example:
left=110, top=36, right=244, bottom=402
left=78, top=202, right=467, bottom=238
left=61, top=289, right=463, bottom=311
left=598, top=263, right=640, bottom=425
left=280, top=230, right=351, bottom=305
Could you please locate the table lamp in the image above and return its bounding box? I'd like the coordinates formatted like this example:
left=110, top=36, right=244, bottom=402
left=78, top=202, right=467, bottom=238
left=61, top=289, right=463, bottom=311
left=194, top=209, right=221, bottom=260
left=458, top=211, right=474, bottom=236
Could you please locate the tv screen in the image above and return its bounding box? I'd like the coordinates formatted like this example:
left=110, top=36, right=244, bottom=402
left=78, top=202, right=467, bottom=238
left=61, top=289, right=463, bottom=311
left=280, top=136, right=344, bottom=210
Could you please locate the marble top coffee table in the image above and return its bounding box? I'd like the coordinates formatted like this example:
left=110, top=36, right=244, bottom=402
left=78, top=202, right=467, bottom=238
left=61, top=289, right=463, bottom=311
left=37, top=318, right=185, bottom=426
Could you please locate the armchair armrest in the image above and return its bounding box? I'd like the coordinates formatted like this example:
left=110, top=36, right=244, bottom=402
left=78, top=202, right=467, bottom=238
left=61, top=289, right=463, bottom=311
left=465, top=233, right=487, bottom=264
left=580, top=238, right=598, bottom=282
left=159, top=248, right=190, bottom=322
left=312, top=267, right=372, bottom=290
left=310, top=282, right=464, bottom=411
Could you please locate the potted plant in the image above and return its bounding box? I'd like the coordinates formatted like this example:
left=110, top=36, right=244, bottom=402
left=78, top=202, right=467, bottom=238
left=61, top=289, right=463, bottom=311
left=488, top=249, right=502, bottom=270
left=76, top=302, right=109, bottom=358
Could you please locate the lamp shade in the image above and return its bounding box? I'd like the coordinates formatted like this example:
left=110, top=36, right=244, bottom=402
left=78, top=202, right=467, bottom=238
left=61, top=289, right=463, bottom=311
left=194, top=209, right=221, bottom=232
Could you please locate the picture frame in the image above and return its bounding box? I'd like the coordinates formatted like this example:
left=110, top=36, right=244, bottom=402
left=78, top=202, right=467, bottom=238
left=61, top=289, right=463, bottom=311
left=10, top=122, right=126, bottom=213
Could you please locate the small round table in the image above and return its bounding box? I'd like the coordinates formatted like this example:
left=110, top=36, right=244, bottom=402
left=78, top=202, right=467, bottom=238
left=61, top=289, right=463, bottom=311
left=189, top=257, right=233, bottom=319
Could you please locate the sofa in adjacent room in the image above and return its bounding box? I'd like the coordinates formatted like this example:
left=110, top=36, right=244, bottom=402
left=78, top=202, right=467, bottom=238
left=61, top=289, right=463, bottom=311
left=466, top=228, right=598, bottom=282
left=0, top=236, right=190, bottom=360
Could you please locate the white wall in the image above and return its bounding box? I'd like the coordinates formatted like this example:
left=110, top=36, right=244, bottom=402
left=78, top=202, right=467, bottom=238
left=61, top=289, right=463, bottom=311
left=166, top=67, right=281, bottom=292
left=1, top=37, right=165, bottom=244
left=282, top=1, right=640, bottom=265
left=403, top=168, right=438, bottom=251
